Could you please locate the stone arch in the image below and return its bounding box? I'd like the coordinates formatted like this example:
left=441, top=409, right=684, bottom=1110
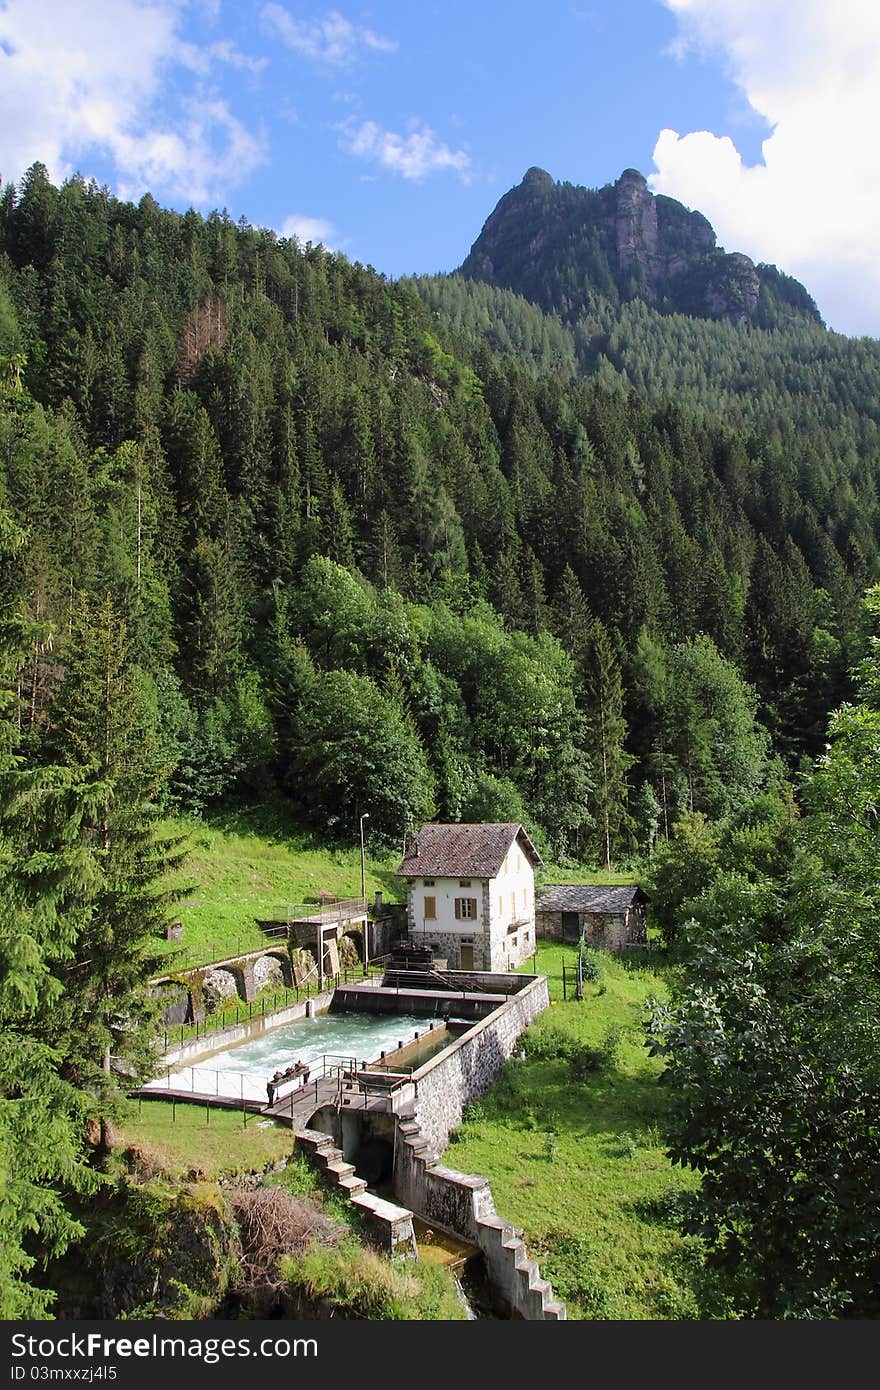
left=339, top=931, right=363, bottom=969
left=292, top=947, right=318, bottom=988
left=202, top=966, right=240, bottom=1012
left=265, top=948, right=295, bottom=987
left=308, top=1105, right=341, bottom=1144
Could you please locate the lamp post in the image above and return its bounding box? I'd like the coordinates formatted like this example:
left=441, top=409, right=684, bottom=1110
left=358, top=811, right=369, bottom=911
left=359, top=812, right=370, bottom=968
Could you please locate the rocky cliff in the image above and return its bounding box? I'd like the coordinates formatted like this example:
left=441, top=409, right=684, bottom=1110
left=460, top=166, right=819, bottom=328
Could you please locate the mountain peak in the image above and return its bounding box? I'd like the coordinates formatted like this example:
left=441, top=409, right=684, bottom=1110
left=521, top=166, right=555, bottom=190
left=618, top=167, right=648, bottom=186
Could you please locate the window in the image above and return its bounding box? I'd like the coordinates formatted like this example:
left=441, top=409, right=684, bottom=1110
left=423, top=879, right=435, bottom=887
left=424, top=896, right=436, bottom=920
left=459, top=879, right=471, bottom=887
left=454, top=897, right=477, bottom=920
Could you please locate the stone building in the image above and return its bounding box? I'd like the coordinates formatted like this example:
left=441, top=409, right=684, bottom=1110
left=396, top=823, right=543, bottom=971
left=535, top=884, right=647, bottom=950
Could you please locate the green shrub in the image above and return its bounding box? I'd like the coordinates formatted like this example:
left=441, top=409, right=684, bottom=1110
left=522, top=1025, right=572, bottom=1060
left=579, top=945, right=603, bottom=984
left=280, top=1237, right=467, bottom=1319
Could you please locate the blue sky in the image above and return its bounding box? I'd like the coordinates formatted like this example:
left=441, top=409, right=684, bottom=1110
left=2, top=1, right=879, bottom=336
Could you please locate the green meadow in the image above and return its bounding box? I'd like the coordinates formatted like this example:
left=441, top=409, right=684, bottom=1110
left=443, top=942, right=713, bottom=1320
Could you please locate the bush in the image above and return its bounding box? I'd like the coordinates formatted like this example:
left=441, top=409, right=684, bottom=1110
left=522, top=1025, right=606, bottom=1079
left=579, top=945, right=602, bottom=984
left=280, top=1237, right=467, bottom=1319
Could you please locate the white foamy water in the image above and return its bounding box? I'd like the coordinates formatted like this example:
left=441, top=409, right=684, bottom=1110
left=144, top=1009, right=442, bottom=1101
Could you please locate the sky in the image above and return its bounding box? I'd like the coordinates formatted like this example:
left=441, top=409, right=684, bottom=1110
left=1, top=0, right=879, bottom=338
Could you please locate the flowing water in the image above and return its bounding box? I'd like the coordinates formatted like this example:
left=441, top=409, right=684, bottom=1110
left=144, top=1009, right=443, bottom=1101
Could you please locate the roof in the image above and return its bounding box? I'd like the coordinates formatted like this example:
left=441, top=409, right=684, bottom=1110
left=397, top=823, right=543, bottom=880
left=535, top=884, right=646, bottom=915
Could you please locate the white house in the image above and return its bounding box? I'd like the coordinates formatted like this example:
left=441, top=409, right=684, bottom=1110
left=396, top=822, right=543, bottom=972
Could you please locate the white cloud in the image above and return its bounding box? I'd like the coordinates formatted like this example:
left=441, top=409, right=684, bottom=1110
left=279, top=212, right=338, bottom=249
left=339, top=118, right=471, bottom=182
left=260, top=4, right=396, bottom=66
left=0, top=0, right=265, bottom=206
left=651, top=0, right=880, bottom=336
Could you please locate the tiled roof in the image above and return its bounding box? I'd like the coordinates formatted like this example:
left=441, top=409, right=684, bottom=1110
left=535, top=884, right=646, bottom=914
left=397, top=823, right=543, bottom=879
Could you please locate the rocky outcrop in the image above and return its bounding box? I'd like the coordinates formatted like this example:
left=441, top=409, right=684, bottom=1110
left=705, top=251, right=761, bottom=324
left=616, top=168, right=659, bottom=279
left=460, top=165, right=819, bottom=329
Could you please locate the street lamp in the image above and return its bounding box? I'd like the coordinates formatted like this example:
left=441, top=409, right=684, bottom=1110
left=359, top=812, right=370, bottom=969
left=359, top=813, right=370, bottom=906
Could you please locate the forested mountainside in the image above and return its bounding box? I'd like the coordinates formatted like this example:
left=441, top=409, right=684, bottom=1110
left=5, top=161, right=880, bottom=1323
left=1, top=164, right=879, bottom=867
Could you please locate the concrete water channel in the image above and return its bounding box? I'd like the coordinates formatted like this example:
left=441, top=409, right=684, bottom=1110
left=136, top=971, right=566, bottom=1319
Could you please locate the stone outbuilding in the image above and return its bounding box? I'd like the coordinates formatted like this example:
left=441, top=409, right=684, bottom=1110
left=535, top=884, right=647, bottom=950
left=396, top=822, right=543, bottom=972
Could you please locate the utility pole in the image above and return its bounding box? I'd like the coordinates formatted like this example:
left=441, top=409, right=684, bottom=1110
left=359, top=812, right=370, bottom=905
left=360, top=812, right=370, bottom=967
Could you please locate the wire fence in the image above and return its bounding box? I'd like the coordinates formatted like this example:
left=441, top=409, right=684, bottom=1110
left=160, top=960, right=388, bottom=1052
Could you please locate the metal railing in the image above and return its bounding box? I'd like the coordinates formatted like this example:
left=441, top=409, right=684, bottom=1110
left=159, top=961, right=384, bottom=1052
left=268, top=897, right=367, bottom=926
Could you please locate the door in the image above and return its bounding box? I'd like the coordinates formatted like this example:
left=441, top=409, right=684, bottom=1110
left=460, top=944, right=475, bottom=970
left=561, top=911, right=581, bottom=943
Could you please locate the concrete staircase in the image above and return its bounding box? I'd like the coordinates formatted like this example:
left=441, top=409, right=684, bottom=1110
left=294, top=1126, right=416, bottom=1258
left=295, top=1126, right=369, bottom=1197
left=394, top=1112, right=566, bottom=1320
left=474, top=1214, right=566, bottom=1320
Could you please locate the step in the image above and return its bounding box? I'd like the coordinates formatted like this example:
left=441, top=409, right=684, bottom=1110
left=543, top=1300, right=567, bottom=1320
left=530, top=1278, right=552, bottom=1297
left=295, top=1129, right=335, bottom=1154
left=476, top=1219, right=515, bottom=1246
left=324, top=1159, right=357, bottom=1179
left=476, top=1215, right=511, bottom=1236
left=515, top=1257, right=539, bottom=1278
left=397, top=1120, right=421, bottom=1136
left=351, top=1191, right=415, bottom=1222
left=316, top=1147, right=344, bottom=1166
left=403, top=1134, right=430, bottom=1151
left=336, top=1174, right=368, bottom=1196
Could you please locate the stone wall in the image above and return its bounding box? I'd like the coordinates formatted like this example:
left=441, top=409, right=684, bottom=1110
left=400, top=974, right=549, bottom=1160
left=537, top=909, right=638, bottom=950
left=369, top=912, right=404, bottom=959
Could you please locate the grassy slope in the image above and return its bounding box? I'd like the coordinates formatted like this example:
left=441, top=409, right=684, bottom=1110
left=159, top=804, right=405, bottom=967
left=158, top=805, right=637, bottom=970
left=113, top=1098, right=296, bottom=1180
left=443, top=943, right=708, bottom=1320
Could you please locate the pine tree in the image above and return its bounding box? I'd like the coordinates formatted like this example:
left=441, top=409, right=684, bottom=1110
left=0, top=507, right=101, bottom=1317
left=583, top=618, right=632, bottom=868
left=37, top=593, right=185, bottom=1092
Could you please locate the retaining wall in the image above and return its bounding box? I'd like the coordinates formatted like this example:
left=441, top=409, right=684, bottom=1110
left=389, top=973, right=564, bottom=1319
left=159, top=989, right=335, bottom=1067
left=404, top=973, right=549, bottom=1157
